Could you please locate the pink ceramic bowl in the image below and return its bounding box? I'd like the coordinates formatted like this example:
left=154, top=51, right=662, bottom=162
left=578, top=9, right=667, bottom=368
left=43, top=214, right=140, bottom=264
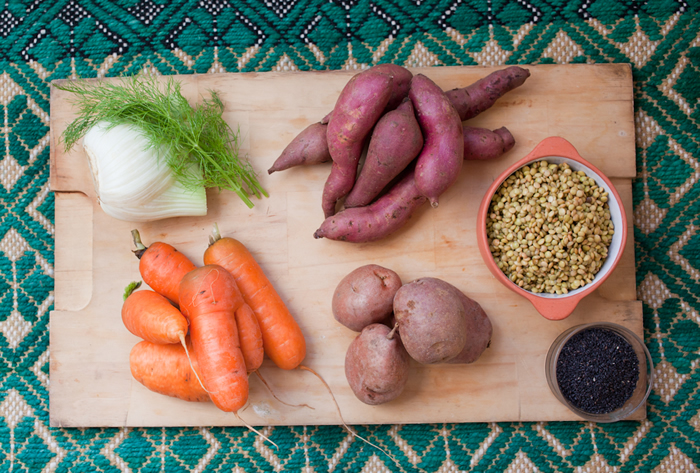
left=476, top=137, right=628, bottom=321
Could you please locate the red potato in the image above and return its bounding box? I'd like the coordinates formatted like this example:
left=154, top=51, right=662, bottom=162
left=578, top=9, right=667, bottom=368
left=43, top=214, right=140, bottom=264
left=268, top=122, right=331, bottom=174
left=409, top=74, right=464, bottom=208
left=393, top=277, right=468, bottom=364
left=344, top=98, right=423, bottom=209
left=344, top=323, right=410, bottom=405
left=445, top=66, right=531, bottom=121
left=130, top=338, right=209, bottom=402
left=332, top=264, right=402, bottom=331
left=314, top=169, right=427, bottom=243
left=463, top=126, right=515, bottom=161
left=323, top=69, right=394, bottom=218
left=445, top=288, right=492, bottom=364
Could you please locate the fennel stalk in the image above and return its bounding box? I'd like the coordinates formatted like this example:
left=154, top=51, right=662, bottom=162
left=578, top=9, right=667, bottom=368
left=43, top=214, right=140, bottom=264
left=56, top=74, right=267, bottom=209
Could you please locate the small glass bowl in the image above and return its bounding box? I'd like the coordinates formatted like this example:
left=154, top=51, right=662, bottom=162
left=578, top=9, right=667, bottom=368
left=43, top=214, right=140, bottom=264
left=545, top=322, right=654, bottom=422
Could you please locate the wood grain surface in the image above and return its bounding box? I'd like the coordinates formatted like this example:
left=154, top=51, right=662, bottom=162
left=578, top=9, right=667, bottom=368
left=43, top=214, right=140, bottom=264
left=49, top=64, right=642, bottom=427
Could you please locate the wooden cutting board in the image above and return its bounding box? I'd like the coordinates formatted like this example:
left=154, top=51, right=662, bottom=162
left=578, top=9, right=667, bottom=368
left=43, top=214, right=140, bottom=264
left=49, top=64, right=641, bottom=427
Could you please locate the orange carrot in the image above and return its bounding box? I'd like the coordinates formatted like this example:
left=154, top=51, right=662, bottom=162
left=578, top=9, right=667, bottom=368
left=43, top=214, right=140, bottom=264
left=178, top=264, right=249, bottom=413
left=235, top=303, right=264, bottom=372
left=203, top=225, right=306, bottom=370
left=130, top=338, right=209, bottom=402
left=122, top=282, right=188, bottom=345
left=131, top=229, right=197, bottom=306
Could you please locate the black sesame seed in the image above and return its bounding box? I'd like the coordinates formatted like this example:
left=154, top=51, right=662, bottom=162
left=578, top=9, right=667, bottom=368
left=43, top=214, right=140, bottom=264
left=556, top=327, right=639, bottom=414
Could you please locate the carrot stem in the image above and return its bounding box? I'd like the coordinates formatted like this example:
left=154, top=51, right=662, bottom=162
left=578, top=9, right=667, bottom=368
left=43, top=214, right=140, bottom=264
left=131, top=228, right=147, bottom=259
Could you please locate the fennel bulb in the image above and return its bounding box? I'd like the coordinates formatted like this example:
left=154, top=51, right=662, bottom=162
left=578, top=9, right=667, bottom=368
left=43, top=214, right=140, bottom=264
left=56, top=75, right=268, bottom=212
left=83, top=121, right=207, bottom=222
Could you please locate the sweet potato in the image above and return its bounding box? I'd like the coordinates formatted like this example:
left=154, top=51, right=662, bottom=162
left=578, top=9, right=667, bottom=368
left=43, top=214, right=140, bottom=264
left=393, top=277, right=467, bottom=364
left=409, top=74, right=464, bottom=208
left=370, top=63, right=413, bottom=111
left=313, top=169, right=427, bottom=243
left=463, top=126, right=515, bottom=161
left=323, top=69, right=394, bottom=217
left=344, top=98, right=423, bottom=208
left=332, top=264, right=402, bottom=331
left=445, top=66, right=530, bottom=121
left=268, top=122, right=331, bottom=174
left=344, top=323, right=410, bottom=405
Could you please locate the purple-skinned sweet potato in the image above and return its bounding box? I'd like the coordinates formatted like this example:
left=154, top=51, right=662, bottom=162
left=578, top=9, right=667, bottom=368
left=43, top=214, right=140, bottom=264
left=371, top=63, right=413, bottom=111
left=445, top=66, right=530, bottom=121
left=409, top=74, right=464, bottom=208
left=268, top=122, right=331, bottom=174
left=314, top=168, right=427, bottom=243
left=322, top=70, right=394, bottom=218
left=344, top=98, right=423, bottom=208
left=463, top=126, right=515, bottom=161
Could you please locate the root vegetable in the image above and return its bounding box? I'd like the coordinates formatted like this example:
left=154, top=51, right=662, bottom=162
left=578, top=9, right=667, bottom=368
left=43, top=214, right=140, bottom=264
left=332, top=264, right=402, bottom=331
left=463, top=126, right=515, bottom=161
left=344, top=98, right=423, bottom=209
left=323, top=70, right=394, bottom=217
left=130, top=338, right=209, bottom=402
left=344, top=324, right=410, bottom=405
left=393, top=277, right=467, bottom=364
left=179, top=265, right=248, bottom=413
left=313, top=169, right=427, bottom=243
left=235, top=303, right=265, bottom=372
left=131, top=229, right=197, bottom=307
left=445, top=66, right=531, bottom=121
left=445, top=288, right=492, bottom=364
left=409, top=74, right=464, bottom=208
left=268, top=122, right=331, bottom=174
left=370, top=64, right=413, bottom=111
left=121, top=286, right=188, bottom=345
left=204, top=226, right=307, bottom=370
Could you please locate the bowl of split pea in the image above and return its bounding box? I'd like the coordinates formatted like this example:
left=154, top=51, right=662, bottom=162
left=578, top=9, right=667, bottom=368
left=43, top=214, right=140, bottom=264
left=545, top=322, right=653, bottom=422
left=476, top=136, right=628, bottom=320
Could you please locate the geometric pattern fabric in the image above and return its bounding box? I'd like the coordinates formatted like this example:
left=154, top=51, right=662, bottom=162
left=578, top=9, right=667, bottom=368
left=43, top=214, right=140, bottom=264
left=1, top=0, right=699, bottom=471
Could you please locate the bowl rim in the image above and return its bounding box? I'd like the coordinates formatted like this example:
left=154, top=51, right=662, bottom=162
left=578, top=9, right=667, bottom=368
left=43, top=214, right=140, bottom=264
left=544, top=321, right=654, bottom=422
left=476, top=136, right=628, bottom=320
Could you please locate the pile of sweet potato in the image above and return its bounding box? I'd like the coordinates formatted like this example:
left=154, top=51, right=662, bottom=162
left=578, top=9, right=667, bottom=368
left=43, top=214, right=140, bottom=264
left=269, top=64, right=530, bottom=243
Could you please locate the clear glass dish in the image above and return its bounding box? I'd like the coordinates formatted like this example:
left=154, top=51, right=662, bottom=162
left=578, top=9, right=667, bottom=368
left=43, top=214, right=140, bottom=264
left=545, top=322, right=654, bottom=422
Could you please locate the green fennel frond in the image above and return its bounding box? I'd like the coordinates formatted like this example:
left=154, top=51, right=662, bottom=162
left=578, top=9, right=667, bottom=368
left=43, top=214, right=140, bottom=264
left=55, top=74, right=267, bottom=208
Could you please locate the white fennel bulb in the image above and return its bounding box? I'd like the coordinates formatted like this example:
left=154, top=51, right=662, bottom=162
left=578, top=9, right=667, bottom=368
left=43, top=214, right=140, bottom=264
left=82, top=121, right=207, bottom=222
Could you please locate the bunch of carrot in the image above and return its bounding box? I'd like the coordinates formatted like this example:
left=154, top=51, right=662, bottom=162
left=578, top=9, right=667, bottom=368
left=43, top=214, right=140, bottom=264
left=123, top=227, right=306, bottom=416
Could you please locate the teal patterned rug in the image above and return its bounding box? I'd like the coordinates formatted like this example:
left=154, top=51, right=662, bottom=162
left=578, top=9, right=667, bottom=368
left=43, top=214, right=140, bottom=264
left=2, top=1, right=699, bottom=471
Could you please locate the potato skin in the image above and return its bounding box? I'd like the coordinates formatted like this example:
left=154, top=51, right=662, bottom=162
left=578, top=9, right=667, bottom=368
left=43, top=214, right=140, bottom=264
left=314, top=169, right=427, bottom=243
left=344, top=98, right=424, bottom=209
left=344, top=323, right=410, bottom=405
left=332, top=264, right=402, bottom=332
left=409, top=74, right=464, bottom=208
left=444, top=286, right=493, bottom=364
left=323, top=69, right=394, bottom=217
left=268, top=122, right=331, bottom=174
left=463, top=126, right=515, bottom=161
left=393, top=277, right=467, bottom=364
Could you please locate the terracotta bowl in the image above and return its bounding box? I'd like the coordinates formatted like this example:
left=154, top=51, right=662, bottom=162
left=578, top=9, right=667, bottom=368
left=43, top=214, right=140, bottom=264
left=476, top=137, right=627, bottom=320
